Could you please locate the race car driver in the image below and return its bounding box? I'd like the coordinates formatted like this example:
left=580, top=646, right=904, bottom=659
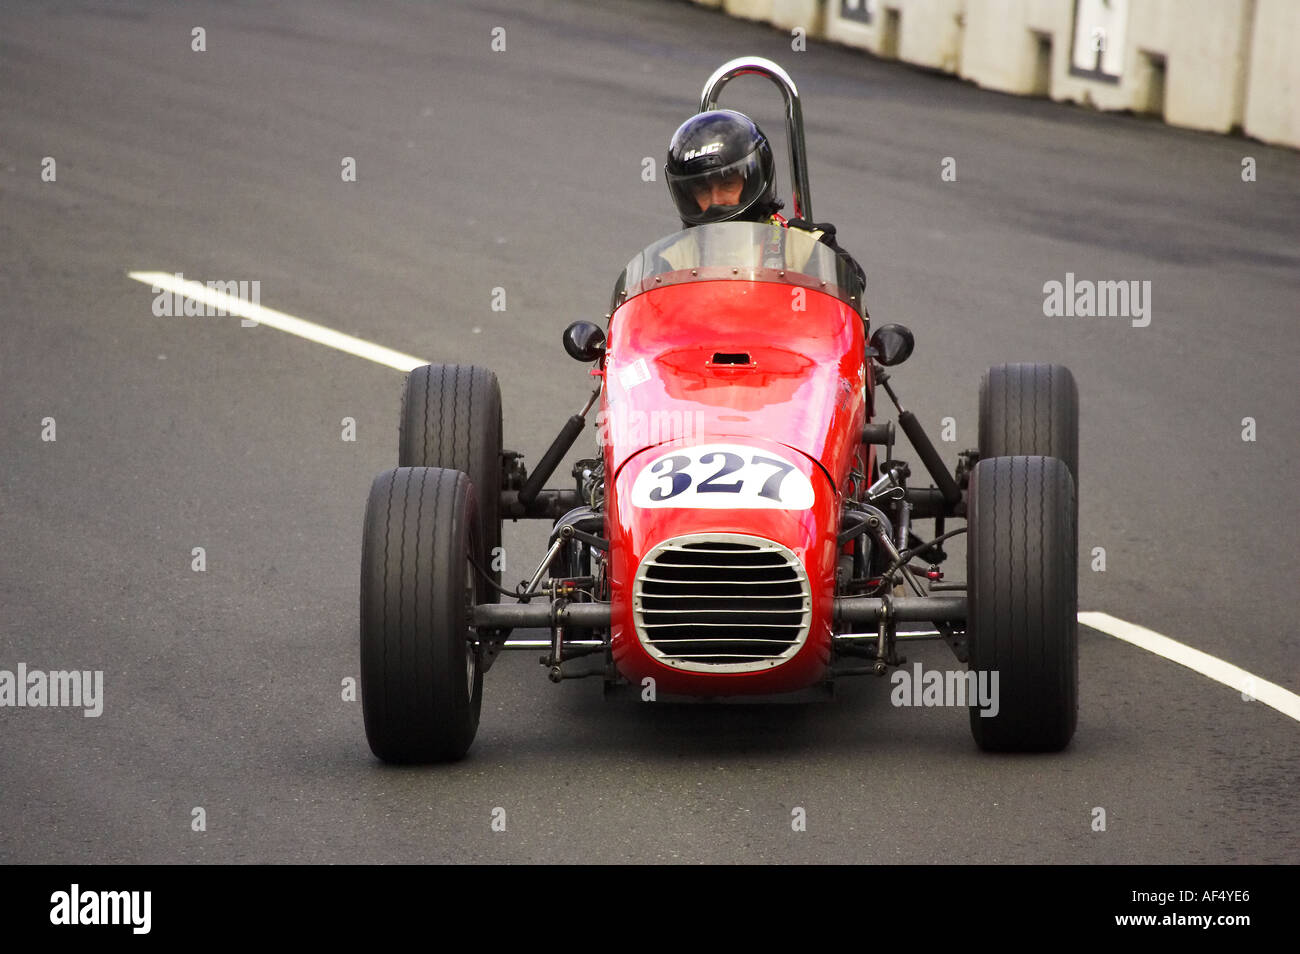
left=662, top=108, right=865, bottom=287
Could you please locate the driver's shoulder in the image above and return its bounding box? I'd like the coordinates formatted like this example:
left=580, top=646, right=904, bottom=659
left=773, top=214, right=825, bottom=244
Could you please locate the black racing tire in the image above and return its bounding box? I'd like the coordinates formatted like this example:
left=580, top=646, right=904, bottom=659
left=360, top=467, right=483, bottom=763
left=966, top=455, right=1078, bottom=752
left=979, top=363, right=1078, bottom=484
left=399, top=364, right=503, bottom=588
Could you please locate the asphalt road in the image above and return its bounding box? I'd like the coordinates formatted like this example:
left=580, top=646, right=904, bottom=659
left=1, top=0, right=1297, bottom=864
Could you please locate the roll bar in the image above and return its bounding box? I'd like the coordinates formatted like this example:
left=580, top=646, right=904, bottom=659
left=699, top=56, right=813, bottom=222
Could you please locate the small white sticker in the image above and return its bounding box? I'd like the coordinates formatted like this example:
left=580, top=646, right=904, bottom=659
left=630, top=444, right=815, bottom=510
left=618, top=358, right=650, bottom=390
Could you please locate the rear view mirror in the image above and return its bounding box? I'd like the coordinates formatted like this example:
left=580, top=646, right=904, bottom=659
left=869, top=323, right=914, bottom=366
left=563, top=321, right=606, bottom=362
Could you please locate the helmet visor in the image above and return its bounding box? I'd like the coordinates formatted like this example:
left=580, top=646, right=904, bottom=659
left=666, top=151, right=771, bottom=225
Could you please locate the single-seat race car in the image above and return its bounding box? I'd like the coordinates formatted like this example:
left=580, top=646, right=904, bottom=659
left=358, top=57, right=1079, bottom=763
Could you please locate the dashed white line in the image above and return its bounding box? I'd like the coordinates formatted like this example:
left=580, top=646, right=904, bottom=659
left=1080, top=612, right=1300, bottom=724
left=126, top=271, right=429, bottom=372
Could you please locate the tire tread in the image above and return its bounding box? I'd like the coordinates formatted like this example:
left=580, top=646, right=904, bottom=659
left=361, top=467, right=482, bottom=763
left=399, top=364, right=503, bottom=588
left=968, top=455, right=1078, bottom=752
left=980, top=363, right=1078, bottom=483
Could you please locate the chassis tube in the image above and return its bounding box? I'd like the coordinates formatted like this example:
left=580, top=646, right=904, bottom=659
left=471, top=600, right=611, bottom=629
left=897, top=410, right=962, bottom=506
left=500, top=489, right=584, bottom=520
left=835, top=595, right=966, bottom=625
left=474, top=597, right=962, bottom=629
left=902, top=486, right=955, bottom=519
left=497, top=639, right=606, bottom=651
left=518, top=415, right=587, bottom=507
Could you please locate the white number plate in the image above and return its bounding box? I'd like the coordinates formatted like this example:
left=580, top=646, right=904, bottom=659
left=630, top=444, right=815, bottom=510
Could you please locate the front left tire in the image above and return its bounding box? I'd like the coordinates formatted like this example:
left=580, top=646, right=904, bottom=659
left=360, top=467, right=483, bottom=763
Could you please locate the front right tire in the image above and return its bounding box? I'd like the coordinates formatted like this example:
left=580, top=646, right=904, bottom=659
left=966, top=455, right=1078, bottom=752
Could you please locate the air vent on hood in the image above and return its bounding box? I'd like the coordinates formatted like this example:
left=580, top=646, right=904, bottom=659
left=710, top=352, right=752, bottom=365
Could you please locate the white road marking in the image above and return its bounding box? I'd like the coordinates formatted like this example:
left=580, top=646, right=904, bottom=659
left=127, top=271, right=429, bottom=372
left=1080, top=612, right=1300, bottom=724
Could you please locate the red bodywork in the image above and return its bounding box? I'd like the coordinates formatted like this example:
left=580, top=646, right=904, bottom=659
left=601, top=279, right=871, bottom=695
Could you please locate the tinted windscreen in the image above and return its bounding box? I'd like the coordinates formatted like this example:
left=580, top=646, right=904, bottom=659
left=612, top=222, right=864, bottom=314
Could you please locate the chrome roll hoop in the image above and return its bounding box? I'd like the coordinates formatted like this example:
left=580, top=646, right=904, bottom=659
left=699, top=56, right=813, bottom=222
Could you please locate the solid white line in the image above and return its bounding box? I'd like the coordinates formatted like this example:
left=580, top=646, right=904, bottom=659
left=127, top=271, right=429, bottom=372
left=1080, top=611, right=1300, bottom=724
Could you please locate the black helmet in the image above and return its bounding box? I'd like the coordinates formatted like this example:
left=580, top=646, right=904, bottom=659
left=665, top=109, right=780, bottom=227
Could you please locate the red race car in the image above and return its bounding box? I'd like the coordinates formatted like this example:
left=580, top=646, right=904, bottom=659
left=358, top=57, right=1079, bottom=763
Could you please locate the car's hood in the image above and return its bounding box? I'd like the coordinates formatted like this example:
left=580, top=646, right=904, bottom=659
left=601, top=279, right=866, bottom=487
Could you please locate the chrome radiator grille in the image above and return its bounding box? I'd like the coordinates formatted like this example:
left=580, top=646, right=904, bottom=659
left=633, top=534, right=811, bottom=673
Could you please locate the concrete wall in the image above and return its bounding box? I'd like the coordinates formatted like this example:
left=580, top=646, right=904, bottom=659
left=958, top=0, right=1253, bottom=134
left=896, top=0, right=966, bottom=73
left=824, top=0, right=964, bottom=71
left=1049, top=0, right=1251, bottom=134
left=722, top=0, right=774, bottom=21
left=694, top=0, right=1299, bottom=148
left=1244, top=0, right=1300, bottom=147
left=771, top=0, right=825, bottom=35
left=958, top=0, right=1059, bottom=93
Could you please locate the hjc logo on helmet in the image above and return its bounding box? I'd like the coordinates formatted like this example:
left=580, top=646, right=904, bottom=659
left=682, top=142, right=723, bottom=162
